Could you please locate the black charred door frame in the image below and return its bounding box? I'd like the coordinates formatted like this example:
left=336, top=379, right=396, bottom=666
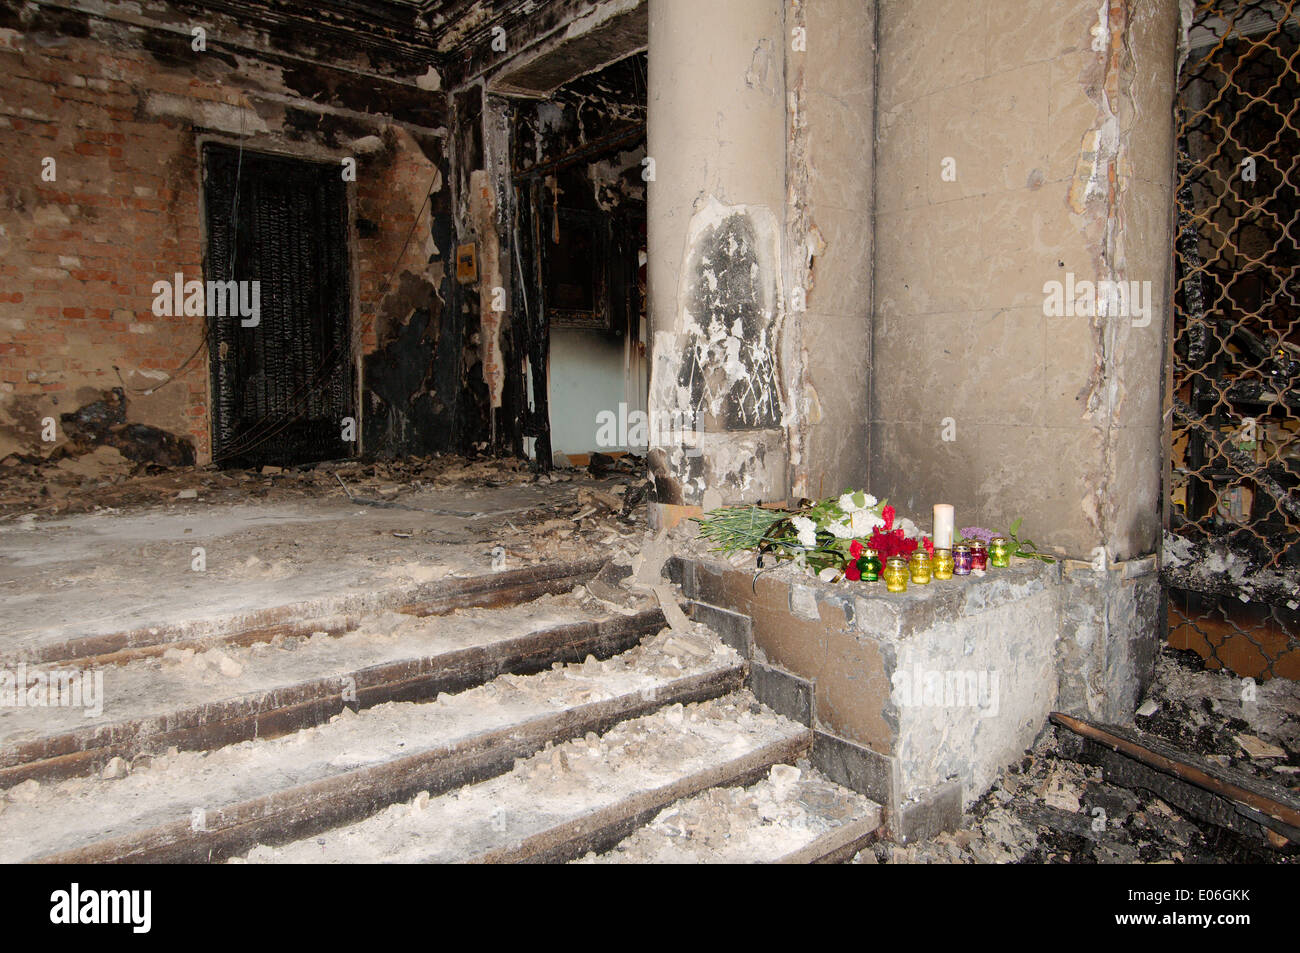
left=202, top=143, right=356, bottom=469
left=513, top=176, right=553, bottom=471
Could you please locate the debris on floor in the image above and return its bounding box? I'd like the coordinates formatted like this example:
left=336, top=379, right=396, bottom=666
left=857, top=646, right=1299, bottom=865
left=0, top=451, right=556, bottom=519
left=579, top=760, right=881, bottom=864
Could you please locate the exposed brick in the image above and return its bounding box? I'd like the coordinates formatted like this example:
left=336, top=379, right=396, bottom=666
left=0, top=24, right=441, bottom=466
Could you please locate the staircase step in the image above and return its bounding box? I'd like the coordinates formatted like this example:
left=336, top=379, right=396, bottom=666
left=0, top=594, right=665, bottom=787
left=6, top=557, right=606, bottom=670
left=0, top=625, right=741, bottom=863
left=578, top=765, right=883, bottom=864
left=236, top=691, right=808, bottom=864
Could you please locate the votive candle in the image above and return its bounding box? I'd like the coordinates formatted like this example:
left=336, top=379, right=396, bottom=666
left=932, top=504, right=954, bottom=550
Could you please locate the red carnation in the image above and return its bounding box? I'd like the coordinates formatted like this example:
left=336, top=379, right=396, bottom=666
left=850, top=540, right=864, bottom=559
left=881, top=505, right=895, bottom=532
left=845, top=560, right=860, bottom=581
left=922, top=536, right=935, bottom=558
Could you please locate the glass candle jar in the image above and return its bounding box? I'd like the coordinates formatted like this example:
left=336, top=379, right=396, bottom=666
left=969, top=539, right=988, bottom=572
left=932, top=548, right=954, bottom=580
left=952, top=543, right=973, bottom=576
left=908, top=548, right=932, bottom=585
left=856, top=549, right=882, bottom=582
left=883, top=556, right=909, bottom=592
left=989, top=536, right=1012, bottom=568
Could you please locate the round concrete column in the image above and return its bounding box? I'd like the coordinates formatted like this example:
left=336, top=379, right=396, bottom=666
left=646, top=0, right=789, bottom=513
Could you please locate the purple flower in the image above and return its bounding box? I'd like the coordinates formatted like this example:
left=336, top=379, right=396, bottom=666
left=960, top=526, right=996, bottom=544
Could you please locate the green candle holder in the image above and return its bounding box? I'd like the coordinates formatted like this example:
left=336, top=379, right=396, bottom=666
left=856, top=549, right=882, bottom=582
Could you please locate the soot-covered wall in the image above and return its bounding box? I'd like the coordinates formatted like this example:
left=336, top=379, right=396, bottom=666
left=0, top=0, right=467, bottom=465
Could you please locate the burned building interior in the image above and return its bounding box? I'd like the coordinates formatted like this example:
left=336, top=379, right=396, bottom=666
left=0, top=0, right=1297, bottom=881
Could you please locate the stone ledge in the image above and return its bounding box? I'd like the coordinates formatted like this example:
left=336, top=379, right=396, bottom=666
left=676, top=551, right=1060, bottom=644
left=673, top=551, right=1062, bottom=812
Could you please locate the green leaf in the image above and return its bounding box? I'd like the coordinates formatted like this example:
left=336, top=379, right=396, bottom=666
left=1009, top=517, right=1023, bottom=537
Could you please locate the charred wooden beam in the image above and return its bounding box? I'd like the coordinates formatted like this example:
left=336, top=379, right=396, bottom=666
left=1051, top=712, right=1300, bottom=846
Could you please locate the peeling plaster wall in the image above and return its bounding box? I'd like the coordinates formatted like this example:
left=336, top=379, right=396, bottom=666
left=359, top=130, right=461, bottom=459
left=785, top=0, right=875, bottom=501
left=646, top=0, right=789, bottom=508
left=870, top=0, right=1179, bottom=720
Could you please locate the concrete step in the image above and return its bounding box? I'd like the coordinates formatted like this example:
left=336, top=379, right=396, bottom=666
left=578, top=764, right=884, bottom=864
left=0, top=626, right=743, bottom=863
left=4, top=557, right=606, bottom=670
left=235, top=691, right=809, bottom=864
left=0, top=593, right=665, bottom=786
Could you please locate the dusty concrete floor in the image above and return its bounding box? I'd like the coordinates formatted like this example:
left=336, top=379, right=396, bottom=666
left=0, top=456, right=648, bottom=655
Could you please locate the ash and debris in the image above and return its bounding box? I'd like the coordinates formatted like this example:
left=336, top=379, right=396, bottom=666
left=0, top=620, right=739, bottom=863
left=0, top=446, right=652, bottom=522
left=857, top=646, right=1299, bottom=865
left=581, top=760, right=875, bottom=863
left=1161, top=531, right=1300, bottom=607
left=237, top=689, right=794, bottom=864
left=1, top=451, right=656, bottom=566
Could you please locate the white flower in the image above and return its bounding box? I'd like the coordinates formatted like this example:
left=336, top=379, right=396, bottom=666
left=850, top=510, right=884, bottom=536
left=826, top=520, right=854, bottom=539
left=791, top=515, right=818, bottom=549
left=899, top=517, right=921, bottom=539
left=837, top=491, right=878, bottom=513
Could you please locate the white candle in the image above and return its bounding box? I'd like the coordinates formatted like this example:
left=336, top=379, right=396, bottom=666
left=933, top=504, right=954, bottom=550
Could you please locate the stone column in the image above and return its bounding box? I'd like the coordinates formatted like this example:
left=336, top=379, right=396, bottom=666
left=646, top=0, right=790, bottom=514
left=869, top=0, right=1179, bottom=719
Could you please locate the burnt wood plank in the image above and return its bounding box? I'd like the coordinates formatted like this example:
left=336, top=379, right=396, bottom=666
left=1051, top=712, right=1300, bottom=845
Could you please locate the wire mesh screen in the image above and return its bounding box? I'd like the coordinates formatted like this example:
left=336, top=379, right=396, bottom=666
left=1167, top=1, right=1300, bottom=679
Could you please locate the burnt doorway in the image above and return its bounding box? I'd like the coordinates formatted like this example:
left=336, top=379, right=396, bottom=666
left=510, top=52, right=648, bottom=468
left=203, top=144, right=355, bottom=469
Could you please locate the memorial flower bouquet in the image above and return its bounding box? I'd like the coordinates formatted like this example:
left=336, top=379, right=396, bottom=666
left=695, top=491, right=933, bottom=579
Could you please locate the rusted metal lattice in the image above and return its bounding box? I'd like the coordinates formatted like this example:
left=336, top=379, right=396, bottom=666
left=1167, top=1, right=1300, bottom=680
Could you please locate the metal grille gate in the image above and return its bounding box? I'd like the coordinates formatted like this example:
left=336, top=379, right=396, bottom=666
left=204, top=144, right=355, bottom=469
left=1167, top=0, right=1300, bottom=679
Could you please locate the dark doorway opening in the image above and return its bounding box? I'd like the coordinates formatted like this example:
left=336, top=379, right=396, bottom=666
left=203, top=144, right=355, bottom=469
left=510, top=52, right=648, bottom=468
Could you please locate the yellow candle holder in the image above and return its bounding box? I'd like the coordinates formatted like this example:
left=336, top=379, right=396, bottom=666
left=908, top=548, right=932, bottom=585
left=883, top=556, right=909, bottom=593
left=933, top=548, right=954, bottom=580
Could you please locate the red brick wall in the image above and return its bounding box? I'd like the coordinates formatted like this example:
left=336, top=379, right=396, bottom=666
left=0, top=27, right=443, bottom=464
